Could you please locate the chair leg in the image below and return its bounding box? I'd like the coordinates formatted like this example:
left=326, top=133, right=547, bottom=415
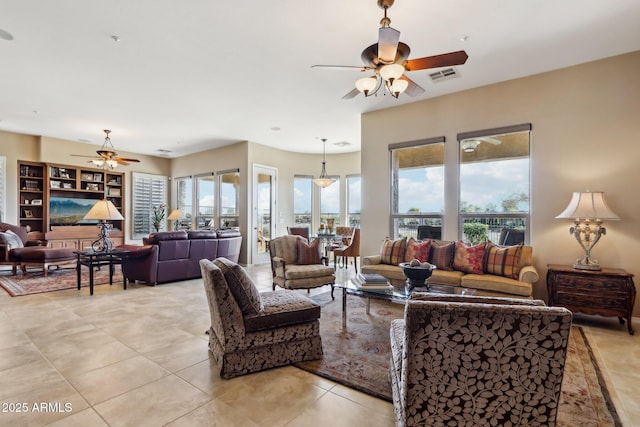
left=272, top=282, right=276, bottom=291
left=353, top=257, right=358, bottom=274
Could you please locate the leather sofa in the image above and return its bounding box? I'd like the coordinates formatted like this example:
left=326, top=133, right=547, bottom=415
left=120, top=229, right=242, bottom=285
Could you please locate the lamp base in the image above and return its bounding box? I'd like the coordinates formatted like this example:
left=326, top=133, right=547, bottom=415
left=573, top=257, right=601, bottom=271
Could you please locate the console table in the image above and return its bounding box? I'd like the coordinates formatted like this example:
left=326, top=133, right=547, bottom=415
left=547, top=264, right=636, bottom=335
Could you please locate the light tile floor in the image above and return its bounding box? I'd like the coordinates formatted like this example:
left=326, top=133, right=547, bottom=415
left=0, top=262, right=638, bottom=426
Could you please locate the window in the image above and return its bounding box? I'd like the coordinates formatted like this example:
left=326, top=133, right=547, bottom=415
left=458, top=124, right=531, bottom=244
left=132, top=172, right=168, bottom=238
left=175, top=176, right=193, bottom=228
left=319, top=177, right=340, bottom=226
left=196, top=174, right=215, bottom=229
left=293, top=175, right=313, bottom=225
left=218, top=170, right=239, bottom=228
left=390, top=138, right=445, bottom=239
left=0, top=156, right=5, bottom=222
left=346, top=174, right=361, bottom=227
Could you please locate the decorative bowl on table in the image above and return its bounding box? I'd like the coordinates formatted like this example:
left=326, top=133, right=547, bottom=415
left=399, top=261, right=437, bottom=291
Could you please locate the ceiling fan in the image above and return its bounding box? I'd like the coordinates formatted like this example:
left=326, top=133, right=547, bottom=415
left=312, top=0, right=469, bottom=99
left=72, top=130, right=141, bottom=169
left=460, top=137, right=501, bottom=152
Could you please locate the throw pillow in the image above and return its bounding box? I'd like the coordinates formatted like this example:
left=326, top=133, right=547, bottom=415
left=405, top=238, right=431, bottom=263
left=429, top=241, right=455, bottom=271
left=453, top=241, right=486, bottom=274
left=214, top=257, right=263, bottom=315
left=484, top=242, right=524, bottom=280
left=380, top=237, right=407, bottom=265
left=0, top=230, right=24, bottom=250
left=296, top=238, right=321, bottom=265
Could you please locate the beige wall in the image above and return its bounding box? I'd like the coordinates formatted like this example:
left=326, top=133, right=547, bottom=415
left=361, top=50, right=640, bottom=315
left=168, top=141, right=360, bottom=264
left=0, top=131, right=171, bottom=241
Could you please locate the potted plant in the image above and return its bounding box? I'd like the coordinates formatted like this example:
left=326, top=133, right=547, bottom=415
left=151, top=204, right=166, bottom=232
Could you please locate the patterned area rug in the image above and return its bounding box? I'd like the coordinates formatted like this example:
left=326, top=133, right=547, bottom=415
left=0, top=266, right=124, bottom=296
left=295, top=293, right=622, bottom=427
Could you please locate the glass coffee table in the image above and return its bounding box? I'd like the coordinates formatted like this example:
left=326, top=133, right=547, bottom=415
left=333, top=280, right=476, bottom=328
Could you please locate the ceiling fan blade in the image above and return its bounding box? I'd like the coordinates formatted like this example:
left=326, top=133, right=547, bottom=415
left=117, top=157, right=141, bottom=163
left=404, top=50, right=469, bottom=71
left=342, top=88, right=361, bottom=100
left=378, top=27, right=400, bottom=63
left=399, top=75, right=426, bottom=97
left=311, top=64, right=369, bottom=71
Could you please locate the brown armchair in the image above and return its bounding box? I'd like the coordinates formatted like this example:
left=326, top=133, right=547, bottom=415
left=390, top=293, right=572, bottom=427
left=332, top=228, right=360, bottom=273
left=0, top=223, right=46, bottom=274
left=287, top=226, right=310, bottom=240
left=269, top=234, right=335, bottom=293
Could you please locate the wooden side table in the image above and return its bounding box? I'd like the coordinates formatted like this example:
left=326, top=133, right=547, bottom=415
left=547, top=264, right=636, bottom=335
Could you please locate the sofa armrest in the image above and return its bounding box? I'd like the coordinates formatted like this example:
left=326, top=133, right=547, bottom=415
left=362, top=255, right=382, bottom=266
left=0, top=243, right=9, bottom=261
left=519, top=265, right=539, bottom=284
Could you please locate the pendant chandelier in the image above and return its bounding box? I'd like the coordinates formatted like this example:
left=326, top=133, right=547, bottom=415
left=313, top=138, right=335, bottom=188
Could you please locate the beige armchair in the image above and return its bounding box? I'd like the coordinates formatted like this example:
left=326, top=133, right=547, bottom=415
left=269, top=234, right=335, bottom=293
left=200, top=258, right=323, bottom=379
left=390, top=293, right=572, bottom=427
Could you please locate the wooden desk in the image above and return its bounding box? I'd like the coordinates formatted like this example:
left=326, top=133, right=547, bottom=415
left=547, top=264, right=636, bottom=335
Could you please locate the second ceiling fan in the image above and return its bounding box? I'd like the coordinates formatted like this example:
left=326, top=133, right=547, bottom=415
left=313, top=0, right=469, bottom=99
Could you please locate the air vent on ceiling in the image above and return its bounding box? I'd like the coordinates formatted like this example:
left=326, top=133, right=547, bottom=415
left=429, top=68, right=459, bottom=82
left=333, top=141, right=351, bottom=147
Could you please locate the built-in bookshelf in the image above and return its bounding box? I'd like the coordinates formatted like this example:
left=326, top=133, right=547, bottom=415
left=17, top=160, right=125, bottom=247
left=18, top=161, right=46, bottom=239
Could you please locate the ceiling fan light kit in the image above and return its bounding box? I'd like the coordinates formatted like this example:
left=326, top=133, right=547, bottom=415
left=314, top=0, right=468, bottom=100
left=72, top=129, right=141, bottom=169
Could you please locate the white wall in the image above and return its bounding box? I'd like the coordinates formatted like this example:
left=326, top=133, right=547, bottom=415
left=360, top=50, right=640, bottom=314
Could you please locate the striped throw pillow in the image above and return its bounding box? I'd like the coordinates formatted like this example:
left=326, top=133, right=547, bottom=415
left=381, top=238, right=407, bottom=265
left=429, top=241, right=455, bottom=271
left=484, top=242, right=523, bottom=279
left=296, top=238, right=321, bottom=265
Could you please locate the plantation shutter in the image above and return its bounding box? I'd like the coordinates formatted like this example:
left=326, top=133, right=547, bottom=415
left=0, top=156, right=5, bottom=222
left=132, top=172, right=168, bottom=239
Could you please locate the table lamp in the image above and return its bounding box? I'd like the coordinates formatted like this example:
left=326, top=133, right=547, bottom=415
left=83, top=199, right=124, bottom=251
left=168, top=209, right=187, bottom=231
left=555, top=191, right=620, bottom=270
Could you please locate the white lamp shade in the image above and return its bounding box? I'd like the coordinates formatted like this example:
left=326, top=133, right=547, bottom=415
left=106, top=159, right=118, bottom=169
left=168, top=209, right=187, bottom=220
left=355, top=76, right=377, bottom=93
left=556, top=191, right=620, bottom=220
left=83, top=199, right=124, bottom=221
left=390, top=78, right=408, bottom=95
left=92, top=159, right=105, bottom=167
left=379, top=63, right=405, bottom=82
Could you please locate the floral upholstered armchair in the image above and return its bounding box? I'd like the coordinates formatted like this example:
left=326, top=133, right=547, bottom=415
left=390, top=293, right=572, bottom=427
left=200, top=257, right=323, bottom=379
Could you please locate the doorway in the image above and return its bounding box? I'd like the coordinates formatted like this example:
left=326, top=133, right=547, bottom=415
left=252, top=164, right=277, bottom=264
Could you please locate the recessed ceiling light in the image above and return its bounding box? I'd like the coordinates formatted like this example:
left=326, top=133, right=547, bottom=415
left=157, top=149, right=172, bottom=153
left=111, top=35, right=121, bottom=42
left=460, top=35, right=470, bottom=42
left=0, top=29, right=14, bottom=41
left=270, top=126, right=281, bottom=131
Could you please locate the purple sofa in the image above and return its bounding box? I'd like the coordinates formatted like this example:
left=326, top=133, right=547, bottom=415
left=120, top=229, right=242, bottom=285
